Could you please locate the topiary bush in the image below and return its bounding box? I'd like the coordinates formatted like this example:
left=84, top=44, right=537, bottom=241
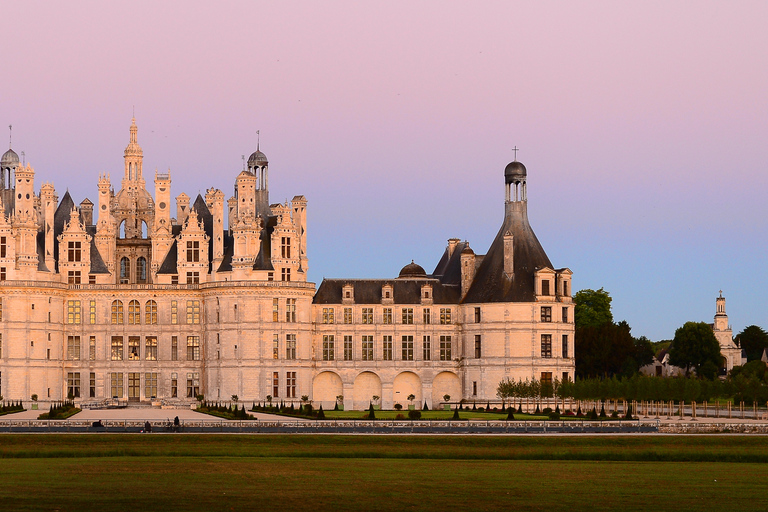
left=408, top=410, right=421, bottom=420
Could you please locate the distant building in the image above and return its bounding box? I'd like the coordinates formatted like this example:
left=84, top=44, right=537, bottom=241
left=711, top=292, right=746, bottom=373
left=0, top=118, right=574, bottom=409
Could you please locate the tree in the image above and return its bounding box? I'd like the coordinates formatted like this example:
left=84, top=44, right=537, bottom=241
left=576, top=321, right=636, bottom=378
left=668, top=322, right=722, bottom=377
left=735, top=325, right=768, bottom=362
left=574, top=288, right=613, bottom=328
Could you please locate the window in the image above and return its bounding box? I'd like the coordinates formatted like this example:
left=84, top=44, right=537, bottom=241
left=111, top=336, right=123, bottom=360
left=187, top=300, right=200, bottom=324
left=89, top=300, right=96, bottom=324
left=382, top=336, right=392, bottom=361
left=89, top=275, right=96, bottom=284
left=146, top=336, right=157, bottom=361
left=541, top=372, right=553, bottom=387
left=67, top=336, right=80, bottom=360
left=541, top=279, right=550, bottom=296
left=145, top=300, right=157, bottom=324
left=0, top=267, right=5, bottom=281
left=0, top=298, right=2, bottom=320
left=343, top=307, right=353, bottom=324
left=423, top=308, right=431, bottom=324
left=186, top=372, right=200, bottom=398
left=439, top=308, right=451, bottom=324
left=110, top=372, right=124, bottom=398
left=286, top=299, right=296, bottom=323
left=562, top=335, right=569, bottom=359
left=67, top=372, right=81, bottom=398
left=171, top=275, right=178, bottom=285
left=401, top=308, right=413, bottom=324
left=145, top=372, right=157, bottom=399
left=89, top=336, right=96, bottom=361
left=322, top=307, right=334, bottom=324
left=267, top=272, right=274, bottom=281
left=273, top=334, right=279, bottom=359
left=186, top=271, right=199, bottom=284
left=473, top=381, right=477, bottom=396
left=541, top=334, right=552, bottom=358
left=128, top=300, right=141, bottom=324
left=136, top=257, right=147, bottom=283
left=343, top=335, right=353, bottom=361
left=362, top=308, right=373, bottom=324
left=171, top=372, right=178, bottom=398
left=439, top=335, right=452, bottom=361
left=187, top=336, right=200, bottom=360
left=281, top=268, right=291, bottom=281
left=67, top=300, right=81, bottom=324
left=89, top=372, right=95, bottom=398
left=562, top=372, right=569, bottom=382
left=563, top=281, right=569, bottom=296
left=423, top=335, right=431, bottom=360
left=272, top=372, right=279, bottom=397
left=562, top=307, right=568, bottom=323
left=186, top=240, right=200, bottom=262
left=272, top=299, right=279, bottom=322
left=323, top=335, right=335, bottom=361
left=128, top=336, right=140, bottom=360
left=286, top=334, right=296, bottom=359
left=120, top=257, right=130, bottom=284
left=171, top=336, right=178, bottom=361
left=471, top=334, right=481, bottom=358
left=541, top=307, right=552, bottom=323
left=382, top=308, right=392, bottom=324
left=0, top=334, right=2, bottom=358
left=401, top=336, right=414, bottom=360
left=474, top=307, right=481, bottom=323
left=68, top=270, right=81, bottom=284
left=111, top=300, right=124, bottom=324
left=0, top=236, right=5, bottom=257
left=171, top=300, right=178, bottom=324
left=286, top=371, right=296, bottom=398
left=281, top=236, right=291, bottom=258
left=362, top=335, right=374, bottom=361
left=68, top=241, right=82, bottom=262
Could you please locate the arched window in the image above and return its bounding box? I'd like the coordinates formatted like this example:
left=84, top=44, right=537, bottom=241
left=120, top=257, right=130, bottom=284
left=128, top=300, right=140, bottom=324
left=136, top=257, right=147, bottom=283
left=145, top=300, right=157, bottom=325
left=111, top=300, right=124, bottom=324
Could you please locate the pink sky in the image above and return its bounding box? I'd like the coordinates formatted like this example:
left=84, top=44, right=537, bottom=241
left=2, top=1, right=767, bottom=340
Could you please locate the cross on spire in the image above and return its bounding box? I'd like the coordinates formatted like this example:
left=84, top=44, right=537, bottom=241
left=242, top=155, right=245, bottom=172
left=257, top=130, right=260, bottom=151
left=512, top=146, right=519, bottom=161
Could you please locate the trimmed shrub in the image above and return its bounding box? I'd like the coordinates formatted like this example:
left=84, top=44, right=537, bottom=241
left=599, top=403, right=607, bottom=418
left=316, top=405, right=325, bottom=420
left=452, top=407, right=460, bottom=420
left=548, top=411, right=561, bottom=420
left=408, top=410, right=421, bottom=420
left=368, top=403, right=376, bottom=420
left=422, top=402, right=429, bottom=411
left=395, top=413, right=406, bottom=420
left=506, top=409, right=515, bottom=421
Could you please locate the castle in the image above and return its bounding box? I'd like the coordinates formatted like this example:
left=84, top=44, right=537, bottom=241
left=0, top=119, right=574, bottom=410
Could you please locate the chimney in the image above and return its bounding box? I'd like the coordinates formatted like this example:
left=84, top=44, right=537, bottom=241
left=447, top=238, right=461, bottom=258
left=460, top=244, right=476, bottom=298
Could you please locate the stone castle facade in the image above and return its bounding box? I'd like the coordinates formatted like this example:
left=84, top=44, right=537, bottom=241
left=0, top=119, right=574, bottom=410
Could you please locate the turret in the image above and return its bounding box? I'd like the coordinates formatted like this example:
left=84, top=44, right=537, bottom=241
left=206, top=187, right=225, bottom=273
left=40, top=182, right=57, bottom=272
left=176, top=192, right=190, bottom=226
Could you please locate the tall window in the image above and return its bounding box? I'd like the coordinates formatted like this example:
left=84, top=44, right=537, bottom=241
left=67, top=300, right=81, bottom=324
left=89, top=372, right=96, bottom=398
left=273, top=334, right=279, bottom=359
left=323, top=335, right=335, bottom=361
left=402, top=336, right=414, bottom=360
left=111, top=300, right=124, bottom=324
left=541, top=334, right=552, bottom=358
left=171, top=300, right=178, bottom=324
left=111, top=336, right=123, bottom=360
left=562, top=335, right=569, bottom=359
left=423, top=308, right=431, bottom=324
left=187, top=336, right=200, bottom=360
left=0, top=334, right=2, bottom=358
left=67, top=372, right=81, bottom=398
left=68, top=241, right=82, bottom=262
left=563, top=281, right=569, bottom=296
left=0, top=236, right=6, bottom=257
left=541, top=372, right=553, bottom=387
left=474, top=335, right=482, bottom=358
left=541, top=279, right=551, bottom=296
left=401, top=308, right=413, bottom=325
left=286, top=299, right=296, bottom=322
left=186, top=241, right=200, bottom=262
left=474, top=307, right=481, bottom=323
left=286, top=334, right=296, bottom=359
left=541, top=307, right=552, bottom=323
left=68, top=270, right=81, bottom=284
left=362, top=308, right=373, bottom=324
left=382, top=308, right=392, bottom=325
left=562, top=307, right=568, bottom=323
left=272, top=298, right=279, bottom=322
left=145, top=300, right=157, bottom=324
left=136, top=257, right=147, bottom=283
left=272, top=372, right=279, bottom=397
left=187, top=372, right=200, bottom=398
left=439, top=335, right=452, bottom=361
left=171, top=336, right=178, bottom=361
left=67, top=336, right=80, bottom=360
left=145, top=336, right=157, bottom=361
left=439, top=308, right=451, bottom=325
left=343, top=335, right=353, bottom=361
left=110, top=373, right=124, bottom=398
left=171, top=373, right=178, bottom=398
left=187, top=300, right=200, bottom=324
left=186, top=271, right=199, bottom=284
left=89, top=300, right=96, bottom=324
left=382, top=336, right=393, bottom=361
left=120, top=257, right=130, bottom=284
left=145, top=372, right=158, bottom=399
left=423, top=335, right=431, bottom=360
left=281, top=237, right=291, bottom=258
left=322, top=307, right=335, bottom=324
left=128, top=336, right=141, bottom=360
left=128, top=300, right=141, bottom=324
left=362, top=336, right=373, bottom=361
left=89, top=336, right=96, bottom=361
left=286, top=372, right=296, bottom=398
left=0, top=298, right=3, bottom=320
left=281, top=268, right=291, bottom=281
left=343, top=308, right=353, bottom=324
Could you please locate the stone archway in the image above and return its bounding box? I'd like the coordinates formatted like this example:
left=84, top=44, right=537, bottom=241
left=353, top=372, right=382, bottom=411
left=312, top=372, right=343, bottom=410
left=393, top=371, right=422, bottom=409
left=431, top=371, right=461, bottom=407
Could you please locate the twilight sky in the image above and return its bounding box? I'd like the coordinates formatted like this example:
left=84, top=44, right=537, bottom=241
left=2, top=1, right=767, bottom=341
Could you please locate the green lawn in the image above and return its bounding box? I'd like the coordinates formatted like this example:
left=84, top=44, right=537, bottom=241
left=0, top=435, right=766, bottom=511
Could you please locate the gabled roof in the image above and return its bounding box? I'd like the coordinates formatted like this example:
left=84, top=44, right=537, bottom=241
left=86, top=225, right=109, bottom=274
left=157, top=239, right=178, bottom=274
left=314, top=278, right=460, bottom=305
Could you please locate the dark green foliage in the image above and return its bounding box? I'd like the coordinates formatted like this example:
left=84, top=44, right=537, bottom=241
left=576, top=404, right=582, bottom=416
left=368, top=403, right=376, bottom=420
left=542, top=407, right=552, bottom=415
left=625, top=404, right=634, bottom=420
left=394, top=403, right=403, bottom=411
left=574, top=288, right=613, bottom=328
left=506, top=408, right=515, bottom=421
left=599, top=403, right=607, bottom=418
left=534, top=404, right=540, bottom=414
left=422, top=402, right=429, bottom=411
left=408, top=410, right=421, bottom=420
left=669, top=322, right=723, bottom=377
left=334, top=402, right=339, bottom=411
left=0, top=401, right=24, bottom=414
left=576, top=321, right=641, bottom=378
left=472, top=402, right=477, bottom=410
left=485, top=402, right=490, bottom=410
left=452, top=407, right=460, bottom=420
left=555, top=404, right=560, bottom=414
left=316, top=405, right=325, bottom=420
left=736, top=325, right=768, bottom=362
left=548, top=411, right=560, bottom=420
left=517, top=403, right=523, bottom=414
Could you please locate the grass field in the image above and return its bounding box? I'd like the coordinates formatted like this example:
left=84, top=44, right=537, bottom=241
left=0, top=435, right=767, bottom=511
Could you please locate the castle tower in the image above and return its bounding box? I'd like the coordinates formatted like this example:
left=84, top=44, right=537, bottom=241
left=247, top=146, right=270, bottom=218
left=95, top=173, right=116, bottom=274
left=713, top=291, right=743, bottom=372
left=206, top=187, right=225, bottom=273
left=152, top=170, right=174, bottom=276
left=292, top=195, right=308, bottom=274
left=40, top=182, right=58, bottom=272
left=1, top=139, right=18, bottom=214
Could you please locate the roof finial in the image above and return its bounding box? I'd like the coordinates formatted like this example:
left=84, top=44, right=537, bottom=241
left=8, top=125, right=11, bottom=149
left=257, top=130, right=260, bottom=151
left=719, top=290, right=723, bottom=298
left=242, top=155, right=245, bottom=172
left=512, top=146, right=519, bottom=161
left=21, top=151, right=25, bottom=166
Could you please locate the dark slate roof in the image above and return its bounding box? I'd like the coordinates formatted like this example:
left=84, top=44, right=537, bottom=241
left=52, top=191, right=75, bottom=272
left=36, top=232, right=49, bottom=272
left=86, top=225, right=109, bottom=274
left=157, top=240, right=178, bottom=274
left=253, top=215, right=276, bottom=271
left=191, top=194, right=215, bottom=273
left=314, top=279, right=461, bottom=305
left=217, top=232, right=234, bottom=272
left=432, top=241, right=470, bottom=286
left=462, top=201, right=553, bottom=303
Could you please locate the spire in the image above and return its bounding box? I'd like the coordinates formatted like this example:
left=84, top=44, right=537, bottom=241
left=8, top=124, right=11, bottom=149
left=130, top=117, right=138, bottom=144
left=257, top=130, right=260, bottom=151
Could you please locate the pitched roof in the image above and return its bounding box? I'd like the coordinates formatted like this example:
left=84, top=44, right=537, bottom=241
left=314, top=278, right=460, bottom=305
left=157, top=239, right=178, bottom=274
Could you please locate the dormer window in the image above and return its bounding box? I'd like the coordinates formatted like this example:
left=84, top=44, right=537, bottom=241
left=186, top=241, right=200, bottom=263
left=541, top=279, right=550, bottom=296
left=68, top=241, right=82, bottom=262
